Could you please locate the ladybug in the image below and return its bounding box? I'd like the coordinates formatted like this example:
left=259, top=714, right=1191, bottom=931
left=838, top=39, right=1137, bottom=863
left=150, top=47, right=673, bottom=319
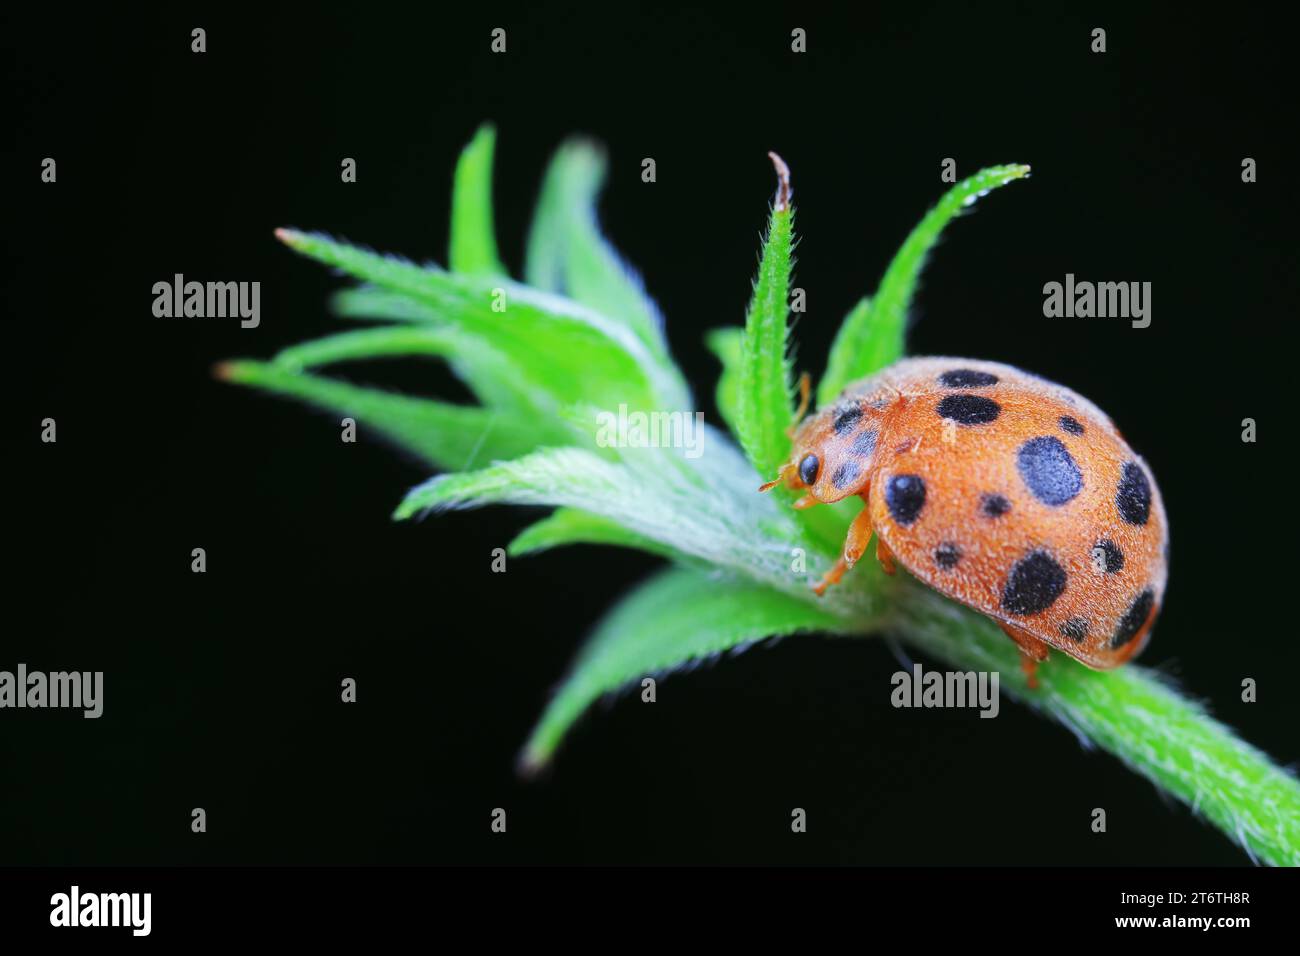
left=761, top=357, right=1168, bottom=684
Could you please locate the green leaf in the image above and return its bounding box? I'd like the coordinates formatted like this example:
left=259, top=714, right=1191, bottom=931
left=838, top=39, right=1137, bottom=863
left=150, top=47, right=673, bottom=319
left=392, top=447, right=729, bottom=568
left=509, top=508, right=677, bottom=561
left=518, top=566, right=850, bottom=772
left=449, top=124, right=507, bottom=276
left=216, top=360, right=537, bottom=469
left=275, top=229, right=690, bottom=413
left=819, top=164, right=1030, bottom=406
left=736, top=155, right=796, bottom=481
left=269, top=323, right=561, bottom=422
left=817, top=296, right=877, bottom=406
left=704, top=326, right=743, bottom=439
left=272, top=325, right=460, bottom=370
left=391, top=444, right=883, bottom=623
left=331, top=286, right=445, bottom=323
left=525, top=139, right=670, bottom=361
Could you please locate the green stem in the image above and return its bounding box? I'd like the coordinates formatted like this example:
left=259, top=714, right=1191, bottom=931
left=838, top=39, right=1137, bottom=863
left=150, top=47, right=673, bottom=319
left=891, top=582, right=1300, bottom=866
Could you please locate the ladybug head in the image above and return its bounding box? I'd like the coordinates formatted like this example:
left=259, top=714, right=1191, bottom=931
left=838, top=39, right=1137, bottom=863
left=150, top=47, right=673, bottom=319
left=761, top=399, right=883, bottom=503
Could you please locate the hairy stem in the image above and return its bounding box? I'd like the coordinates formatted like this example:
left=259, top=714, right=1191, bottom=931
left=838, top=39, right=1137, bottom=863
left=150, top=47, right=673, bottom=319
left=890, top=581, right=1300, bottom=866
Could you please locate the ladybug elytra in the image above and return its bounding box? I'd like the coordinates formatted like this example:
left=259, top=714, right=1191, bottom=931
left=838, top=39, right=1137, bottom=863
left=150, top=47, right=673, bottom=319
left=761, top=357, right=1168, bottom=683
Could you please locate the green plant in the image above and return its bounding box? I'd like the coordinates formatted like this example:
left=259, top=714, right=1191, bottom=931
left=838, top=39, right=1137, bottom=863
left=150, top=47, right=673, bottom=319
left=219, top=125, right=1300, bottom=865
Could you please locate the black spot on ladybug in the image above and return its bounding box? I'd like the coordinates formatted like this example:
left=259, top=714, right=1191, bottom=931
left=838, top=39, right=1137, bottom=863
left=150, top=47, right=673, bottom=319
left=832, top=405, right=863, bottom=435
left=1060, top=617, right=1089, bottom=643
left=938, top=368, right=999, bottom=388
left=1059, top=415, right=1085, bottom=435
left=1092, top=539, right=1124, bottom=574
left=799, top=454, right=820, bottom=485
left=1001, top=550, right=1067, bottom=616
left=1112, top=588, right=1155, bottom=649
left=1017, top=436, right=1083, bottom=506
left=850, top=429, right=878, bottom=458
left=937, top=394, right=1001, bottom=426
left=934, top=543, right=961, bottom=570
left=831, top=460, right=861, bottom=489
left=886, top=474, right=926, bottom=525
left=1116, top=462, right=1152, bottom=526
left=980, top=493, right=1011, bottom=518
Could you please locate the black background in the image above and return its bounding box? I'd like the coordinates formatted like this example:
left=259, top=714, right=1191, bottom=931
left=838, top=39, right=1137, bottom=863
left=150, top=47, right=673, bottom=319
left=2, top=4, right=1292, bottom=866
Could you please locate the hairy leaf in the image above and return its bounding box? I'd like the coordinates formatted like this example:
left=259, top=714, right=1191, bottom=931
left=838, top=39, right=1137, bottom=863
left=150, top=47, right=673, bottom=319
left=275, top=229, right=690, bottom=413
left=216, top=360, right=536, bottom=469
left=449, top=124, right=507, bottom=276
left=509, top=508, right=677, bottom=561
left=819, top=164, right=1030, bottom=405
left=519, top=566, right=850, bottom=772
left=705, top=326, right=744, bottom=440
left=392, top=443, right=882, bottom=624
left=270, top=324, right=553, bottom=418
left=736, top=159, right=796, bottom=481
left=526, top=138, right=670, bottom=361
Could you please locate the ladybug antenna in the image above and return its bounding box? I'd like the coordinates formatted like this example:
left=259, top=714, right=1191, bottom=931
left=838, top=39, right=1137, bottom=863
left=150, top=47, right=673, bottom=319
left=759, top=462, right=793, bottom=493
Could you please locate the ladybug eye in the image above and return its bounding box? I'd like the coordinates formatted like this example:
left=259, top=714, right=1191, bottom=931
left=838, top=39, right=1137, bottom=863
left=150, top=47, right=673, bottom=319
left=798, top=453, right=820, bottom=485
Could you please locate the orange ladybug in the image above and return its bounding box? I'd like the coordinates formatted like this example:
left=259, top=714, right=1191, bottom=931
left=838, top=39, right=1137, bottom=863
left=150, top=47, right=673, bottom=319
left=761, top=357, right=1168, bottom=683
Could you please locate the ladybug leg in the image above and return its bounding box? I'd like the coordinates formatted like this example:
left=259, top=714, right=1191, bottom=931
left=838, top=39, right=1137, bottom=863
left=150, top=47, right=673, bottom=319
left=812, top=498, right=874, bottom=596
left=1019, top=655, right=1041, bottom=690
left=811, top=557, right=848, bottom=596
left=998, top=622, right=1050, bottom=690
left=875, top=536, right=898, bottom=576
left=841, top=501, right=875, bottom=566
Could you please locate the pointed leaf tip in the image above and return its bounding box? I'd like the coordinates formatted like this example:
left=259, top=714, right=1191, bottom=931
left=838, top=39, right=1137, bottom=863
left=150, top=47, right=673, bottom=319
left=450, top=124, right=507, bottom=276
left=522, top=135, right=673, bottom=364
left=515, top=748, right=547, bottom=780
left=736, top=162, right=796, bottom=479
left=768, top=151, right=792, bottom=211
